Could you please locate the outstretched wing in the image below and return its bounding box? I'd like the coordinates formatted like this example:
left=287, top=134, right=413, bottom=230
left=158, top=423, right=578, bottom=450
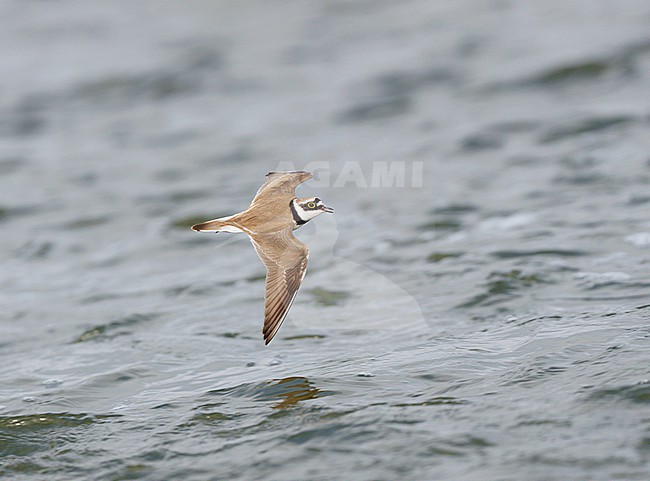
left=251, top=171, right=313, bottom=207
left=250, top=227, right=309, bottom=344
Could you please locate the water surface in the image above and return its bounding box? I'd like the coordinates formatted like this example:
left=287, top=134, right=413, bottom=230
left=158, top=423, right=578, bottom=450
left=1, top=1, right=650, bottom=480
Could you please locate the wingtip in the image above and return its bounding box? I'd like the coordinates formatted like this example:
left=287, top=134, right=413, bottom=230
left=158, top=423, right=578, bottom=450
left=266, top=170, right=312, bottom=177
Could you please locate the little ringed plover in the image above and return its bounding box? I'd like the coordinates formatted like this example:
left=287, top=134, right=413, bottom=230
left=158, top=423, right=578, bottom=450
left=192, top=171, right=334, bottom=345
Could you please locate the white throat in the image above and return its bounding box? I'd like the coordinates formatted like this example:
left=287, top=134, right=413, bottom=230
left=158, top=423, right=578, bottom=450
left=291, top=199, right=323, bottom=228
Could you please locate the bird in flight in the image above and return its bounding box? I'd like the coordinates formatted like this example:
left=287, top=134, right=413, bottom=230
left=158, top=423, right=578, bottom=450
left=192, top=171, right=334, bottom=344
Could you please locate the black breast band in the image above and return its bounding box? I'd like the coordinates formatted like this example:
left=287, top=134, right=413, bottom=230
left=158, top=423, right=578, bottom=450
left=290, top=199, right=307, bottom=225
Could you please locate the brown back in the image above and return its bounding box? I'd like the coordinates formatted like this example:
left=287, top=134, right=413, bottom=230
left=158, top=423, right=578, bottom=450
left=233, top=171, right=313, bottom=234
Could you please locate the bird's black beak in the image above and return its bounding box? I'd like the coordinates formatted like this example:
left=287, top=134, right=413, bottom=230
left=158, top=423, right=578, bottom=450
left=320, top=204, right=334, bottom=213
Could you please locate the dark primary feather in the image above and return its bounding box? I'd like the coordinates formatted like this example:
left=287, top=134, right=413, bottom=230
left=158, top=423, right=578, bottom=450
left=251, top=171, right=313, bottom=207
left=250, top=227, right=309, bottom=344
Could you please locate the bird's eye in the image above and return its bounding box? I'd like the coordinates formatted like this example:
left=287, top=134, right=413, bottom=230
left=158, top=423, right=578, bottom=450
left=307, top=202, right=316, bottom=209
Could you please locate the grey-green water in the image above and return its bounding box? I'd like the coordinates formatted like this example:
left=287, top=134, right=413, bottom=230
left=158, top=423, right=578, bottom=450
left=1, top=1, right=650, bottom=480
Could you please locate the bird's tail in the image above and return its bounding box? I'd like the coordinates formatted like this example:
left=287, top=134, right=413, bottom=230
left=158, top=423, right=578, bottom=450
left=191, top=215, right=243, bottom=233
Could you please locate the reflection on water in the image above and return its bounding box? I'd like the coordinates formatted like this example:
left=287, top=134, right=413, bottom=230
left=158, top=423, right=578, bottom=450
left=254, top=377, right=333, bottom=410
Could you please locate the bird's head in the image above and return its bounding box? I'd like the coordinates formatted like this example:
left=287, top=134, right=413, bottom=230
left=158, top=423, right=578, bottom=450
left=293, top=197, right=334, bottom=223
